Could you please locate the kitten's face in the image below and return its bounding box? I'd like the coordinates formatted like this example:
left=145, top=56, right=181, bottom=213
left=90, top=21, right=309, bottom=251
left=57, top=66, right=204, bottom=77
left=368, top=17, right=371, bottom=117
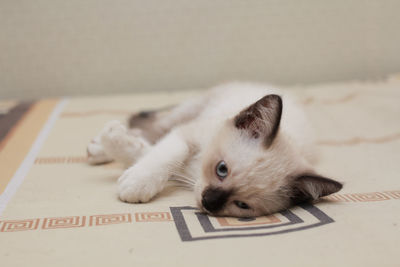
left=194, top=95, right=342, bottom=218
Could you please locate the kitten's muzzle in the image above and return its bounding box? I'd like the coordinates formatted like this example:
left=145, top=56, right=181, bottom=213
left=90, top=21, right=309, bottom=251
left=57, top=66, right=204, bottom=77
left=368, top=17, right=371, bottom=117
left=201, top=187, right=231, bottom=213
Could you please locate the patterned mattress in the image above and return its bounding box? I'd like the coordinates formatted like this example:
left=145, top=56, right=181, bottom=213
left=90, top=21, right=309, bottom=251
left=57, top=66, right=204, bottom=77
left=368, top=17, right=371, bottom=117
left=1, top=76, right=399, bottom=266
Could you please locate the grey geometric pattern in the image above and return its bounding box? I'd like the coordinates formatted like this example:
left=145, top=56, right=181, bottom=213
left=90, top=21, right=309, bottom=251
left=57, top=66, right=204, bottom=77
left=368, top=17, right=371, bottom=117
left=170, top=204, right=334, bottom=242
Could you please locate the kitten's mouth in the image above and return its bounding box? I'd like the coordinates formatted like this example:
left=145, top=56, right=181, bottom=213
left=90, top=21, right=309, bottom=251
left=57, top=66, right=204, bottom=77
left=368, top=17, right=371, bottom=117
left=199, top=205, right=210, bottom=214
left=200, top=186, right=231, bottom=213
left=196, top=198, right=215, bottom=215
left=198, top=204, right=220, bottom=217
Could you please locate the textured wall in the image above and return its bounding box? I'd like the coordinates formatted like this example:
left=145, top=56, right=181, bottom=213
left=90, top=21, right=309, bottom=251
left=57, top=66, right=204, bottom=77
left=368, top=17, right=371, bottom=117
left=1, top=1, right=400, bottom=99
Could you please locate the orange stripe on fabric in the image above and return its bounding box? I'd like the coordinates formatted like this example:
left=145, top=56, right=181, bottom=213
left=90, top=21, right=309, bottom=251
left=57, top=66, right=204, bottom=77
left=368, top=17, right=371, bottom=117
left=0, top=99, right=59, bottom=195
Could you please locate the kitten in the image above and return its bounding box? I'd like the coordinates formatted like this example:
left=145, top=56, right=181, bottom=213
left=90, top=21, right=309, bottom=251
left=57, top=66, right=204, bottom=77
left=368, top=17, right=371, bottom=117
left=87, top=83, right=342, bottom=217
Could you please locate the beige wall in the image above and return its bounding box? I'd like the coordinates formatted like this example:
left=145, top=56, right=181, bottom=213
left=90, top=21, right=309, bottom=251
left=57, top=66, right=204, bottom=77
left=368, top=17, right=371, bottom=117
left=1, top=1, right=399, bottom=99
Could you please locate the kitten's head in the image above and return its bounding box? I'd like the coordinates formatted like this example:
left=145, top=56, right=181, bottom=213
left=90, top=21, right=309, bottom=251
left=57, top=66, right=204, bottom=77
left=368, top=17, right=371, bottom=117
left=194, top=94, right=342, bottom=217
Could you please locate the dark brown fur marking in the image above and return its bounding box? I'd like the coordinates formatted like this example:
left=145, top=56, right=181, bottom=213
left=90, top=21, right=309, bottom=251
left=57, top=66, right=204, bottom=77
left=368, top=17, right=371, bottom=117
left=234, top=94, right=282, bottom=147
left=128, top=110, right=156, bottom=128
left=289, top=174, right=343, bottom=205
left=128, top=106, right=173, bottom=144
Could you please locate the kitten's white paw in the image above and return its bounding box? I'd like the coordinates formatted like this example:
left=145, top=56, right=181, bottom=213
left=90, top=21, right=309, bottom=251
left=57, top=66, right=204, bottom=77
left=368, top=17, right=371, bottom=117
left=86, top=135, right=113, bottom=165
left=118, top=167, right=163, bottom=203
left=100, top=120, right=150, bottom=167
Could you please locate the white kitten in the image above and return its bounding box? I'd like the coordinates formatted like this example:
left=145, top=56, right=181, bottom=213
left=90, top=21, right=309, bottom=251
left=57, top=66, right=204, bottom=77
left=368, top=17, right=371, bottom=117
left=87, top=83, right=342, bottom=217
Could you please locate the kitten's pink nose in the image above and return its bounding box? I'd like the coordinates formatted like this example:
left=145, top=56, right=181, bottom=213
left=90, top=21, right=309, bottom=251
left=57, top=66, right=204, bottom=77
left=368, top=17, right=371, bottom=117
left=201, top=187, right=231, bottom=213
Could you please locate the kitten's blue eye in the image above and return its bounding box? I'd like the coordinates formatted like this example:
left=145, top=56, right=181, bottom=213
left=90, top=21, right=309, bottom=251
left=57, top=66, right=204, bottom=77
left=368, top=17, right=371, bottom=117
left=234, top=201, right=250, bottom=210
left=215, top=160, right=228, bottom=179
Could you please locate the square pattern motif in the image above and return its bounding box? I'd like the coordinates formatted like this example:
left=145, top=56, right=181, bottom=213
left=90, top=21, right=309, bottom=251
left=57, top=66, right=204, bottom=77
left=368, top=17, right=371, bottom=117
left=42, top=216, right=85, bottom=229
left=135, top=212, right=172, bottom=222
left=0, top=219, right=40, bottom=232
left=89, top=214, right=132, bottom=226
left=170, top=204, right=334, bottom=241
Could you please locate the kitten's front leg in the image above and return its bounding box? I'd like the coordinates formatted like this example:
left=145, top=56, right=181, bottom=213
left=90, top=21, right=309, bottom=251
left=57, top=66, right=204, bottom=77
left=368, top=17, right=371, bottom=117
left=118, top=129, right=190, bottom=203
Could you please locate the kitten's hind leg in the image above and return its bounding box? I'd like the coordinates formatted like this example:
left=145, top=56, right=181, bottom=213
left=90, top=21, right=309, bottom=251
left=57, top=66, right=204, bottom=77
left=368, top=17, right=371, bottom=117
left=100, top=120, right=151, bottom=167
left=87, top=120, right=151, bottom=167
left=87, top=135, right=113, bottom=165
left=128, top=95, right=209, bottom=144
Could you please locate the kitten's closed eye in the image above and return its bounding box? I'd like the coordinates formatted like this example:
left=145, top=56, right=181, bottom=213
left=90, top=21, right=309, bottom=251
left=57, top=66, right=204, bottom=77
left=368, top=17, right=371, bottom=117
left=234, top=200, right=250, bottom=209
left=216, top=160, right=228, bottom=180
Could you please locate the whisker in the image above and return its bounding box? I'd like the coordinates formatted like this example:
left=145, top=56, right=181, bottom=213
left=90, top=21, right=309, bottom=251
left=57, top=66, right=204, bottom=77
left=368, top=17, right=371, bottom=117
left=169, top=174, right=196, bottom=184
left=169, top=183, right=193, bottom=190
left=170, top=177, right=195, bottom=186
left=169, top=171, right=196, bottom=183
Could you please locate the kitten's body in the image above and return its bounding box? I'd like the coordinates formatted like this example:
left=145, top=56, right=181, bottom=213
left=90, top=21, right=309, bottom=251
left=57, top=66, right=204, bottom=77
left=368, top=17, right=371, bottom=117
left=88, top=83, right=342, bottom=217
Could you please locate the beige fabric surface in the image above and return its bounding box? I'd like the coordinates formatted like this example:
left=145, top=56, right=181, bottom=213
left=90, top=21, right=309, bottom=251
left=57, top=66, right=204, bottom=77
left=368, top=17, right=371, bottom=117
left=0, top=77, right=399, bottom=266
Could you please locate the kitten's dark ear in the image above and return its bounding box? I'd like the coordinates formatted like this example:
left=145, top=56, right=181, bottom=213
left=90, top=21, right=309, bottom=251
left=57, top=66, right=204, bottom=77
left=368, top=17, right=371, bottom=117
left=290, top=174, right=343, bottom=205
left=234, top=94, right=282, bottom=147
